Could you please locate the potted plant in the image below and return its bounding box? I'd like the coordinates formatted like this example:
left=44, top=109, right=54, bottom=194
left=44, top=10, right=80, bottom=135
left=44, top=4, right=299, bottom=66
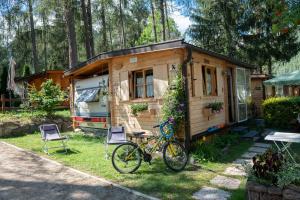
left=246, top=149, right=300, bottom=200
left=130, top=103, right=148, bottom=116
left=203, top=102, right=223, bottom=116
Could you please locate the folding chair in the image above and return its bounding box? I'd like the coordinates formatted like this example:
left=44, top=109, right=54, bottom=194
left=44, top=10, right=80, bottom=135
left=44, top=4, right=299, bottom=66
left=39, top=124, right=68, bottom=154
left=105, top=126, right=127, bottom=159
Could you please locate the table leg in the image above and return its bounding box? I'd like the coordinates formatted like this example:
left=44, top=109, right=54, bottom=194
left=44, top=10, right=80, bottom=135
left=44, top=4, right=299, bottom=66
left=280, top=141, right=296, bottom=164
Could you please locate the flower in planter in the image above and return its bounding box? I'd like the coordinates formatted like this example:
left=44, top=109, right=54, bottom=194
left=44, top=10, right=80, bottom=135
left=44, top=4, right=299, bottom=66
left=206, top=102, right=223, bottom=113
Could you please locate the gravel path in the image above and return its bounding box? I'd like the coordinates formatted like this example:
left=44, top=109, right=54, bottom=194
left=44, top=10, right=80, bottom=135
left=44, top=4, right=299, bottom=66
left=0, top=142, right=157, bottom=200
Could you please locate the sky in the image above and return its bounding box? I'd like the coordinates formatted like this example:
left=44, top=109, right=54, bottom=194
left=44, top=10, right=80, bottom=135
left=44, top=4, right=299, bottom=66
left=171, top=11, right=192, bottom=36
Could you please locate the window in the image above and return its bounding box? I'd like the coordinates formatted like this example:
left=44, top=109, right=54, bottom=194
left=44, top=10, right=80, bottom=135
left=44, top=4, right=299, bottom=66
left=132, top=69, right=154, bottom=99
left=202, top=66, right=217, bottom=96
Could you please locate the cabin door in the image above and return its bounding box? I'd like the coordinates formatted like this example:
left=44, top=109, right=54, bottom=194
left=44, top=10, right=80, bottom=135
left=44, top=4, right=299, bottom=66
left=236, top=68, right=251, bottom=122
left=226, top=68, right=235, bottom=123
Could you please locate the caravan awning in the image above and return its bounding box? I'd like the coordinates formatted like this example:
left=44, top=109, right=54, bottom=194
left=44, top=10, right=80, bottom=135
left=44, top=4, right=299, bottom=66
left=76, top=88, right=100, bottom=103
left=264, top=70, right=300, bottom=86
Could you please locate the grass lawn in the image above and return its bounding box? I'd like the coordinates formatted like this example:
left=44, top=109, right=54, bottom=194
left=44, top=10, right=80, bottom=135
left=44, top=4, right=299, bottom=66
left=0, top=110, right=70, bottom=123
left=0, top=132, right=253, bottom=200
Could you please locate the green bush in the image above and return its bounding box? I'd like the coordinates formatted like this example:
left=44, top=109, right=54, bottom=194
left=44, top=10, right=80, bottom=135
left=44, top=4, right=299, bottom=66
left=262, top=96, right=300, bottom=129
left=277, top=162, right=300, bottom=187
left=27, top=79, right=66, bottom=115
left=161, top=65, right=185, bottom=132
left=131, top=103, right=148, bottom=116
left=191, top=133, right=240, bottom=162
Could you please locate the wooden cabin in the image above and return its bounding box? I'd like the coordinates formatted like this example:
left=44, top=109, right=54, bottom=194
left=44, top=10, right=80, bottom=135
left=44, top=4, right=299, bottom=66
left=15, top=70, right=70, bottom=106
left=65, top=39, right=254, bottom=148
left=15, top=70, right=69, bottom=90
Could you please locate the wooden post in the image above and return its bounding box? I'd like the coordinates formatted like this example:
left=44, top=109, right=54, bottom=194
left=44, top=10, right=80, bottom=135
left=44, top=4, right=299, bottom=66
left=1, top=94, right=4, bottom=112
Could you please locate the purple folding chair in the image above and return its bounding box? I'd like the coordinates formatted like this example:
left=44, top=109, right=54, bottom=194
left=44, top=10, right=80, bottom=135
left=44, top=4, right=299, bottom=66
left=39, top=124, right=68, bottom=154
left=105, top=126, right=127, bottom=159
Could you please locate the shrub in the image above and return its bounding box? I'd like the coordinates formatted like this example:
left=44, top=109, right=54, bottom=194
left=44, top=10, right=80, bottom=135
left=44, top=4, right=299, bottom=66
left=276, top=162, right=300, bottom=187
left=251, top=149, right=284, bottom=185
left=262, top=96, right=300, bottom=129
left=131, top=103, right=148, bottom=116
left=27, top=79, right=66, bottom=116
left=191, top=133, right=240, bottom=162
left=161, top=65, right=185, bottom=132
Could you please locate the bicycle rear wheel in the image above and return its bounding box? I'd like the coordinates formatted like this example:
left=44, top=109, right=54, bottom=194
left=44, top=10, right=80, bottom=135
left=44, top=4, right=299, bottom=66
left=163, top=141, right=188, bottom=172
left=112, top=143, right=142, bottom=173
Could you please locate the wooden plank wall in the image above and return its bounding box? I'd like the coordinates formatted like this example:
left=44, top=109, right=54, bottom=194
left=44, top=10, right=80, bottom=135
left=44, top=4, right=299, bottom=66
left=188, top=51, right=232, bottom=137
left=110, top=49, right=184, bottom=134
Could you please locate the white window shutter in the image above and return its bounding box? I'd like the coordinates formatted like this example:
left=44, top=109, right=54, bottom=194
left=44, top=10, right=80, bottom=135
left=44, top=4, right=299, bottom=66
left=119, top=71, right=129, bottom=101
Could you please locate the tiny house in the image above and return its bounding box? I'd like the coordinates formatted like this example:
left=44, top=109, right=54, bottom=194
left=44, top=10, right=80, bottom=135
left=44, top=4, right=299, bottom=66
left=65, top=39, right=254, bottom=147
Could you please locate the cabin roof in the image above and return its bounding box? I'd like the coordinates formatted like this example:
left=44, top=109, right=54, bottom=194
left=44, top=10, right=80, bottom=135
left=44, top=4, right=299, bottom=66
left=15, top=70, right=64, bottom=82
left=64, top=39, right=255, bottom=76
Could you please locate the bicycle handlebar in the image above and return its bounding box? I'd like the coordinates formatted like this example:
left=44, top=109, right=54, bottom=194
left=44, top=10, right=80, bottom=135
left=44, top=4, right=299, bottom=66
left=158, top=119, right=175, bottom=139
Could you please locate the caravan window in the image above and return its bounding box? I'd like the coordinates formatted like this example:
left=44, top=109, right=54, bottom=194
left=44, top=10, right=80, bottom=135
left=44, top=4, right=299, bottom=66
left=132, top=69, right=154, bottom=99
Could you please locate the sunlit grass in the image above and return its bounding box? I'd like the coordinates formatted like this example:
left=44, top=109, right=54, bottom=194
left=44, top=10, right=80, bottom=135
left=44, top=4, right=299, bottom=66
left=0, top=110, right=70, bottom=123
left=1, top=132, right=253, bottom=200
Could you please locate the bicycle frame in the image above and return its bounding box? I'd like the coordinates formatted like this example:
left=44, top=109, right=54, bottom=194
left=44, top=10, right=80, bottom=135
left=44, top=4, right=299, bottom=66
left=125, top=120, right=177, bottom=161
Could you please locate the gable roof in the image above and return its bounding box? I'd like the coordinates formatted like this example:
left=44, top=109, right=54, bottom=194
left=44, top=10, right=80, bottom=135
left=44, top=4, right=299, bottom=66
left=65, top=39, right=255, bottom=76
left=15, top=70, right=64, bottom=82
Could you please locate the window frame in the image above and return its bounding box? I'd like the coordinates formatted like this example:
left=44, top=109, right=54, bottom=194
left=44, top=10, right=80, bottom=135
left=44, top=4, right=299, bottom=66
left=131, top=68, right=154, bottom=99
left=202, top=65, right=218, bottom=96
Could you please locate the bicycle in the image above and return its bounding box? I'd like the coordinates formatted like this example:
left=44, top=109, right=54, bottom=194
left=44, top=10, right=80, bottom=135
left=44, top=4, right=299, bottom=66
left=111, top=118, right=188, bottom=173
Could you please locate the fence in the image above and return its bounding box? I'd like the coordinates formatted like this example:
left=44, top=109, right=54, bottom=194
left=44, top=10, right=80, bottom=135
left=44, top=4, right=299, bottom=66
left=0, top=94, right=21, bottom=112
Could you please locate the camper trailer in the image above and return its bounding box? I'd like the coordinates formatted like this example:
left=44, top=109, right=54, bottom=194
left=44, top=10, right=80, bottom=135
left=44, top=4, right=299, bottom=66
left=73, top=75, right=110, bottom=130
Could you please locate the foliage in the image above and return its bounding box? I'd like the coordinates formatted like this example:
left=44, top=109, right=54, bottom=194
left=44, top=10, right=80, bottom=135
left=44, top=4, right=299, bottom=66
left=206, top=102, right=223, bottom=112
left=161, top=65, right=185, bottom=132
left=276, top=162, right=300, bottom=187
left=191, top=133, right=240, bottom=162
left=188, top=0, right=300, bottom=75
left=0, top=110, right=70, bottom=123
left=137, top=12, right=181, bottom=45
left=27, top=79, right=66, bottom=115
left=130, top=103, right=148, bottom=116
left=250, top=149, right=284, bottom=185
left=247, top=149, right=300, bottom=187
left=262, top=96, right=300, bottom=129
left=22, top=64, right=31, bottom=76
left=272, top=0, right=300, bottom=33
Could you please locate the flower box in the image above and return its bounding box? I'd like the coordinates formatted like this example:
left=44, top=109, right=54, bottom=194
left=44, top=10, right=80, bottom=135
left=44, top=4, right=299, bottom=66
left=246, top=181, right=300, bottom=200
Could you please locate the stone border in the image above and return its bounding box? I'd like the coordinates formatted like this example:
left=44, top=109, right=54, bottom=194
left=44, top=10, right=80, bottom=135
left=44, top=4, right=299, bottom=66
left=0, top=141, right=159, bottom=200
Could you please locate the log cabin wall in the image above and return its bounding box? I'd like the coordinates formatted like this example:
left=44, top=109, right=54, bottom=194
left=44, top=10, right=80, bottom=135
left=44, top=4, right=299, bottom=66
left=188, top=50, right=236, bottom=138
left=110, top=49, right=184, bottom=134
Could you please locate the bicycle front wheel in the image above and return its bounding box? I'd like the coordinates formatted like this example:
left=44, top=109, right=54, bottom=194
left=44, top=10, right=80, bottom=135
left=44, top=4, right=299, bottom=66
left=112, top=143, right=142, bottom=173
left=163, top=141, right=188, bottom=172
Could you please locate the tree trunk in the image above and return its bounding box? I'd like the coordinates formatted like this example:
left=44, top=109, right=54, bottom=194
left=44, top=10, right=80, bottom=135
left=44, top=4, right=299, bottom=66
left=164, top=0, right=171, bottom=39
left=108, top=16, right=113, bottom=50
left=119, top=0, right=126, bottom=48
left=86, top=0, right=94, bottom=56
left=159, top=0, right=166, bottom=41
left=64, top=0, right=78, bottom=69
left=268, top=57, right=272, bottom=76
left=150, top=0, right=157, bottom=42
left=28, top=0, right=38, bottom=73
left=80, top=0, right=92, bottom=59
left=100, top=0, right=108, bottom=52
left=42, top=12, right=47, bottom=69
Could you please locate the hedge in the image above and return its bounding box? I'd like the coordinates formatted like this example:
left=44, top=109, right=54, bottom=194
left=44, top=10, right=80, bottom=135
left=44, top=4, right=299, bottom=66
left=262, top=96, right=300, bottom=129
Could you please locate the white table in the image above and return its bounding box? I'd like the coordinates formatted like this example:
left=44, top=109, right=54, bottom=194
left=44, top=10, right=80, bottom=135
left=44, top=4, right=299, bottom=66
left=265, top=132, right=300, bottom=163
